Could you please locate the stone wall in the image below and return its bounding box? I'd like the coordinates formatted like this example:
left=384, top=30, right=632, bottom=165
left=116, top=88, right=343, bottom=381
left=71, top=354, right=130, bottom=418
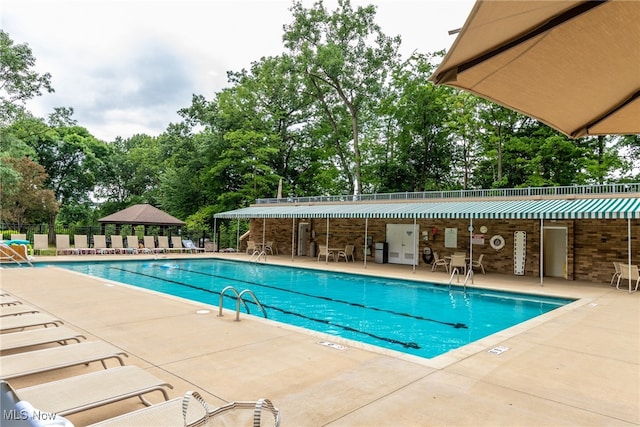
left=247, top=217, right=638, bottom=284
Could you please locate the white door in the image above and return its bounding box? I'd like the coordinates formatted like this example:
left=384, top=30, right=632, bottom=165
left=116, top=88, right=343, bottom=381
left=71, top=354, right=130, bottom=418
left=297, top=223, right=309, bottom=256
left=543, top=227, right=567, bottom=278
left=386, top=224, right=419, bottom=265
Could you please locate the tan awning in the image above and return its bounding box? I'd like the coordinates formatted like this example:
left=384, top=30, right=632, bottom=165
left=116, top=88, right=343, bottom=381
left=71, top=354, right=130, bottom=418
left=429, top=0, right=640, bottom=138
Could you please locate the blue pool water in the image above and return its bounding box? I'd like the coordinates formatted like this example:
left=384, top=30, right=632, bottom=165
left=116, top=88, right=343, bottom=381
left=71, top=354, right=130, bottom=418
left=48, top=259, right=573, bottom=359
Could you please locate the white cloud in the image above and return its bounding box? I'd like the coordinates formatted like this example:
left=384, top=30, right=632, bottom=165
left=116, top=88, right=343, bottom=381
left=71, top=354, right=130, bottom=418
left=3, top=0, right=474, bottom=141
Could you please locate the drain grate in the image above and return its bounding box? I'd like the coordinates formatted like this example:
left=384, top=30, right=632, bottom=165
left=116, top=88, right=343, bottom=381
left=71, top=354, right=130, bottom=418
left=318, top=341, right=347, bottom=351
left=488, top=345, right=510, bottom=355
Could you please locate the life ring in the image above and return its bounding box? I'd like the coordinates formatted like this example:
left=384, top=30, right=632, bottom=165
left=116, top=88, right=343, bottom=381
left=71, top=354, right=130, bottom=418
left=490, top=235, right=505, bottom=251
left=422, top=247, right=434, bottom=264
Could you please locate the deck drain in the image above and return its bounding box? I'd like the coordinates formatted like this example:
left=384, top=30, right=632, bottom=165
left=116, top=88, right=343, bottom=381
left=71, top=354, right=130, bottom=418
left=196, top=309, right=211, bottom=315
left=488, top=346, right=510, bottom=355
left=318, top=341, right=347, bottom=351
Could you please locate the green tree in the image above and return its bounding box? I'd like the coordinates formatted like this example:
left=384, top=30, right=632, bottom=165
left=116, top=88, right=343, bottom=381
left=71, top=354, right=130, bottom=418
left=283, top=0, right=401, bottom=195
left=0, top=30, right=53, bottom=125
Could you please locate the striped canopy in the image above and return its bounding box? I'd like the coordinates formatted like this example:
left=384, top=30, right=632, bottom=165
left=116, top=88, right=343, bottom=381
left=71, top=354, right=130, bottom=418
left=214, top=198, right=640, bottom=220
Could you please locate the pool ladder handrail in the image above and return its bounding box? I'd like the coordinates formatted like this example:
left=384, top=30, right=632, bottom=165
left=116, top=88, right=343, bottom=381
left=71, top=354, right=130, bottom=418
left=249, top=249, right=267, bottom=263
left=448, top=267, right=474, bottom=291
left=218, top=285, right=267, bottom=321
left=0, top=243, right=33, bottom=267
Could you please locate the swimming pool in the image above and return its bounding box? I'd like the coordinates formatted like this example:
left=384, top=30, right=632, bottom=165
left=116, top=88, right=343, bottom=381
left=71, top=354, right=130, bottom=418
left=49, top=259, right=573, bottom=359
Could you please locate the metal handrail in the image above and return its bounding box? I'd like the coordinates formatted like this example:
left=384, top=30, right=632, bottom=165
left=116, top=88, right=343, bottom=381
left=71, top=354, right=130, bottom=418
left=217, top=286, right=267, bottom=321
left=256, top=182, right=640, bottom=205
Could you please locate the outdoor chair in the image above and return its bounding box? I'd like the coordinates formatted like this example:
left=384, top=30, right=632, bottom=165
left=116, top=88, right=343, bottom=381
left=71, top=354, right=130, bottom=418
left=1, top=380, right=72, bottom=427
left=73, top=234, right=96, bottom=255
left=0, top=313, right=64, bottom=333
left=10, top=234, right=26, bottom=241
left=93, top=235, right=115, bottom=254
left=431, top=252, right=448, bottom=272
left=33, top=234, right=49, bottom=255
left=143, top=236, right=160, bottom=254
left=449, top=254, right=467, bottom=276
left=0, top=295, right=22, bottom=306
left=337, top=244, right=355, bottom=262
left=0, top=326, right=86, bottom=353
left=110, top=235, right=127, bottom=254
left=11, top=365, right=173, bottom=417
left=265, top=241, right=278, bottom=255
left=170, top=236, right=187, bottom=253
left=616, top=264, right=640, bottom=292
left=88, top=391, right=280, bottom=427
left=317, top=245, right=335, bottom=262
left=246, top=240, right=257, bottom=254
left=610, top=261, right=622, bottom=286
left=471, top=254, right=486, bottom=274
left=0, top=303, right=39, bottom=317
left=55, top=234, right=73, bottom=255
left=182, top=240, right=205, bottom=253
left=0, top=340, right=128, bottom=380
left=126, top=236, right=141, bottom=254
left=156, top=236, right=170, bottom=253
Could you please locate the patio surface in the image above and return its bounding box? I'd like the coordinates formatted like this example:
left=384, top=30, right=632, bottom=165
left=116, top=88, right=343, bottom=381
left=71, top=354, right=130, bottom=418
left=1, top=252, right=638, bottom=426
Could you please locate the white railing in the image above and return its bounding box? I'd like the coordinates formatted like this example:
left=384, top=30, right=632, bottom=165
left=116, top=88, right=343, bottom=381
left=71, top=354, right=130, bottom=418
left=256, top=183, right=640, bottom=205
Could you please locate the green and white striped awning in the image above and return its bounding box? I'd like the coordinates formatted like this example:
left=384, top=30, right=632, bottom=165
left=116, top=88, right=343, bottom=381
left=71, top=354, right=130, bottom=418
left=214, top=197, right=640, bottom=220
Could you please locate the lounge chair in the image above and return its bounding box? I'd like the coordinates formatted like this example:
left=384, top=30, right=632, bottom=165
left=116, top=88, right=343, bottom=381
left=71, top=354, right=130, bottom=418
left=56, top=234, right=73, bottom=255
left=126, top=236, right=141, bottom=254
left=12, top=365, right=173, bottom=416
left=0, top=295, right=22, bottom=306
left=337, top=244, right=355, bottom=262
left=182, top=240, right=205, bottom=253
left=143, top=236, right=159, bottom=254
left=471, top=254, right=486, bottom=274
left=0, top=313, right=63, bottom=333
left=74, top=235, right=97, bottom=255
left=156, top=236, right=170, bottom=253
left=10, top=234, right=26, bottom=241
left=317, top=245, right=335, bottom=262
left=0, top=341, right=128, bottom=380
left=616, top=264, right=640, bottom=292
left=0, top=303, right=39, bottom=316
left=170, top=236, right=187, bottom=253
left=0, top=326, right=85, bottom=352
left=33, top=234, right=49, bottom=255
left=93, top=235, right=115, bottom=254
left=111, top=235, right=127, bottom=254
left=1, top=380, right=72, bottom=427
left=88, top=391, right=280, bottom=427
left=431, top=252, right=449, bottom=272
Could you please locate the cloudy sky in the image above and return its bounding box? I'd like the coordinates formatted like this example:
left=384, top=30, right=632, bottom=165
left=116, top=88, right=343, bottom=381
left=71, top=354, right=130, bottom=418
left=3, top=0, right=474, bottom=141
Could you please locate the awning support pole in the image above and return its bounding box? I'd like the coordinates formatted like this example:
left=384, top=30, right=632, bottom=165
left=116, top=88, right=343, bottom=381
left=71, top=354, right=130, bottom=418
left=325, top=218, right=330, bottom=264
left=364, top=217, right=369, bottom=269
left=540, top=219, right=544, bottom=286
left=413, top=215, right=417, bottom=273
left=236, top=218, right=240, bottom=253
left=291, top=218, right=296, bottom=261
left=628, top=217, right=632, bottom=292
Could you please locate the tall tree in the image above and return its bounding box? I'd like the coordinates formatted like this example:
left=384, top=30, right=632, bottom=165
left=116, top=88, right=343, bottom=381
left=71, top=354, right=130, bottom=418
left=0, top=30, right=53, bottom=125
left=283, top=0, right=401, bottom=195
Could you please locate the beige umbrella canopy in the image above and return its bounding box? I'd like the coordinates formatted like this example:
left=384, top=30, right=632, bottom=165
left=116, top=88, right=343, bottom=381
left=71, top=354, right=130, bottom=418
left=429, top=0, right=640, bottom=138
left=98, top=204, right=185, bottom=226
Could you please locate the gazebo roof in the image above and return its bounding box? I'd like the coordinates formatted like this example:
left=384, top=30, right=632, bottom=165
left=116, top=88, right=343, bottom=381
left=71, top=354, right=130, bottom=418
left=98, top=204, right=185, bottom=226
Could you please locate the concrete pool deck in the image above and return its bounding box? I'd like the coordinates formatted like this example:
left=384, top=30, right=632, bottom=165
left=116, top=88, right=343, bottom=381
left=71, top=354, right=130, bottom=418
left=1, top=252, right=638, bottom=426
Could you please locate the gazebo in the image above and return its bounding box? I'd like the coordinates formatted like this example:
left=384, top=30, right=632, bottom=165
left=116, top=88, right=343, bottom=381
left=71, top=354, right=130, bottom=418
left=98, top=204, right=185, bottom=235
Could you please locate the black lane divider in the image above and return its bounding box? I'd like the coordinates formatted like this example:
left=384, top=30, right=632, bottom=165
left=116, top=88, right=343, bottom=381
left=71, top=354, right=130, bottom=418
left=111, top=267, right=421, bottom=349
left=165, top=265, right=468, bottom=330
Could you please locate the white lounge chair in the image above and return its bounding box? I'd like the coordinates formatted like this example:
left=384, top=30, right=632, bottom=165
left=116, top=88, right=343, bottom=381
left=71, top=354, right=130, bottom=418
left=143, top=236, right=160, bottom=254
left=55, top=234, right=73, bottom=255
left=126, top=236, right=141, bottom=254
left=33, top=234, right=49, bottom=255
left=183, top=240, right=205, bottom=253
left=111, top=235, right=127, bottom=254
left=74, top=235, right=97, bottom=255
left=0, top=313, right=63, bottom=333
left=0, top=326, right=85, bottom=352
left=0, top=303, right=39, bottom=316
left=170, top=236, right=187, bottom=253
left=93, top=235, right=115, bottom=254
left=0, top=341, right=128, bottom=380
left=12, top=365, right=173, bottom=416
left=88, top=391, right=280, bottom=427
left=156, top=236, right=170, bottom=253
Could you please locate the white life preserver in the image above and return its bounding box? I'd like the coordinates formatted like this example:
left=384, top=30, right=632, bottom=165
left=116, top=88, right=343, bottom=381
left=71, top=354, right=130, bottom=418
left=490, top=235, right=505, bottom=251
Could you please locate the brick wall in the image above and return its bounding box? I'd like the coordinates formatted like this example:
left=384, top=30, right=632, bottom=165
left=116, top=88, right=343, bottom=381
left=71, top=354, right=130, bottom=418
left=248, top=217, right=638, bottom=284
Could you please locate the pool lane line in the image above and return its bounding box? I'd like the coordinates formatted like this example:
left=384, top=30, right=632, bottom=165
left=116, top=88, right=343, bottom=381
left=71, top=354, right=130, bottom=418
left=163, top=265, right=468, bottom=330
left=110, top=267, right=421, bottom=349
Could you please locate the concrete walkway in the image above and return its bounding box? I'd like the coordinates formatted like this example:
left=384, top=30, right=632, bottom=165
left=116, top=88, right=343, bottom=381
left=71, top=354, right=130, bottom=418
left=1, top=253, right=638, bottom=426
